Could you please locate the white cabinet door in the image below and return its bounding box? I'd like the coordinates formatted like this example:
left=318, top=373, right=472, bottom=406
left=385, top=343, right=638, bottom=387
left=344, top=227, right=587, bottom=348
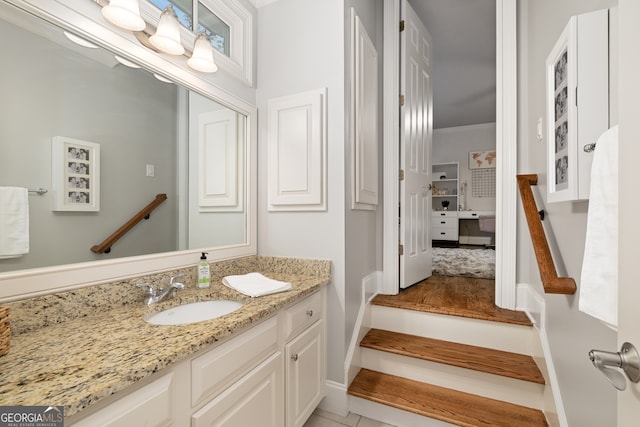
left=285, top=320, right=325, bottom=427
left=192, top=352, right=284, bottom=427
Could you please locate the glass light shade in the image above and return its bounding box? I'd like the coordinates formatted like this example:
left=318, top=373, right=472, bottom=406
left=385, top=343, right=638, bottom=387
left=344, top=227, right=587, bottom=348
left=149, top=6, right=185, bottom=55
left=187, top=33, right=218, bottom=73
left=101, top=0, right=146, bottom=31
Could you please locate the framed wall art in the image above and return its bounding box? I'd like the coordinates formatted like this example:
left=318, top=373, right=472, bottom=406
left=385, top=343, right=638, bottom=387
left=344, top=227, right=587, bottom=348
left=52, top=136, right=100, bottom=211
left=546, top=16, right=578, bottom=203
left=545, top=9, right=609, bottom=203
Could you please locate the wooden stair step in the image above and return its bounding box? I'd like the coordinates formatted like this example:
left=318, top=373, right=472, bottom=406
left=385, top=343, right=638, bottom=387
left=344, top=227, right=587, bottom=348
left=348, top=369, right=548, bottom=427
left=371, top=275, right=533, bottom=326
left=361, top=328, right=545, bottom=384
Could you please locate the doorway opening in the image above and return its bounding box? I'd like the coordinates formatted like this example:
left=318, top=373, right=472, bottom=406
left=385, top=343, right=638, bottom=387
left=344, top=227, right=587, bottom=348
left=383, top=0, right=518, bottom=309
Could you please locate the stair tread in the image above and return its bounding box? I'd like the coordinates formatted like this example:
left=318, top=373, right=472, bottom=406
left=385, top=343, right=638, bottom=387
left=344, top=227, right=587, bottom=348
left=348, top=369, right=548, bottom=427
left=361, top=329, right=545, bottom=384
left=372, top=275, right=532, bottom=326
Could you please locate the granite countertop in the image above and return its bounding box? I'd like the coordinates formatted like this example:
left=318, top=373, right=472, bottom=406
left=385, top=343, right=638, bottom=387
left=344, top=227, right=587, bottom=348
left=0, top=266, right=329, bottom=417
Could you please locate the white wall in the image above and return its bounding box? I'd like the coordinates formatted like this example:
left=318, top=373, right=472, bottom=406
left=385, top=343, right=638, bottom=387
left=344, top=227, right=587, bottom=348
left=256, top=0, right=383, bottom=386
left=518, top=1, right=617, bottom=425
left=256, top=0, right=347, bottom=384
left=433, top=123, right=497, bottom=212
left=343, top=0, right=384, bottom=377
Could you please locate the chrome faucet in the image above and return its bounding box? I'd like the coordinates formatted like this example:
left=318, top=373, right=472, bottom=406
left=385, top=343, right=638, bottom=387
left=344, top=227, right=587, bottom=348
left=137, top=273, right=186, bottom=305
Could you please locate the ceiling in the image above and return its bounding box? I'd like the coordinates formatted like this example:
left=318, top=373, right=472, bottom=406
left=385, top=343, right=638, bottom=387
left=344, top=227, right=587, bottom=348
left=409, top=0, right=496, bottom=129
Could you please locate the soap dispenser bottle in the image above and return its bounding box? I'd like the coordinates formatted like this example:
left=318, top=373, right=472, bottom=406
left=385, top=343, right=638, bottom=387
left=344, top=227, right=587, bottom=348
left=198, top=252, right=210, bottom=288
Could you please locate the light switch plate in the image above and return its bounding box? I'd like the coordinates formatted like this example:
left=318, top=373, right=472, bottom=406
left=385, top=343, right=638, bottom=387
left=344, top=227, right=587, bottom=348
left=536, top=117, right=543, bottom=142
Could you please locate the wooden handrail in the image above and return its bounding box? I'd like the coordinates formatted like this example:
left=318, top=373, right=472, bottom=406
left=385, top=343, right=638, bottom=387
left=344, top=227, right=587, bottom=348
left=91, top=193, right=168, bottom=254
left=517, top=175, right=576, bottom=294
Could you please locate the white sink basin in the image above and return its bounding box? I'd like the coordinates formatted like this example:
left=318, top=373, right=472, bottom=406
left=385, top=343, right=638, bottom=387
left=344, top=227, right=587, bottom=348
left=146, top=300, right=243, bottom=325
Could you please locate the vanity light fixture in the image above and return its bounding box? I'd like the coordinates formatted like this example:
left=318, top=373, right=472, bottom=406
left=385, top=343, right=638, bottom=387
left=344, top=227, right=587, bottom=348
left=96, top=0, right=217, bottom=73
left=149, top=5, right=185, bottom=55
left=101, top=0, right=146, bottom=32
left=187, top=32, right=218, bottom=73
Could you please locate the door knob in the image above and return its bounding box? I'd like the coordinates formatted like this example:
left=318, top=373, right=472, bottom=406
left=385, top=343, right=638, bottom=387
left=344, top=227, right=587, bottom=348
left=589, top=342, right=640, bottom=391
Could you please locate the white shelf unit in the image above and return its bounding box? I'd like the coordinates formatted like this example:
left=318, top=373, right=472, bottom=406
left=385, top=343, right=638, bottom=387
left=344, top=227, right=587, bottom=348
left=432, top=162, right=459, bottom=211
left=432, top=162, right=459, bottom=241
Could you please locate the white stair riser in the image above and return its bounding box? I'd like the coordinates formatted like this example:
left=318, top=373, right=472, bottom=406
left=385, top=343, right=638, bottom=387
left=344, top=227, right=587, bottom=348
left=370, top=305, right=534, bottom=354
left=348, top=395, right=457, bottom=427
left=361, top=348, right=545, bottom=410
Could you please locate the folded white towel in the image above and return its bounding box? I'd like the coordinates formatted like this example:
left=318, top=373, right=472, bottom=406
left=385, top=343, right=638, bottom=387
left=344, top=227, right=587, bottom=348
left=579, top=126, right=618, bottom=328
left=222, top=272, right=292, bottom=297
left=0, top=187, right=29, bottom=259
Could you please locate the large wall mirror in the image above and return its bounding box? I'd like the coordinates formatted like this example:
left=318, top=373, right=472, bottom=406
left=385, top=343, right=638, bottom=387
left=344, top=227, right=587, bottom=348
left=0, top=0, right=257, bottom=300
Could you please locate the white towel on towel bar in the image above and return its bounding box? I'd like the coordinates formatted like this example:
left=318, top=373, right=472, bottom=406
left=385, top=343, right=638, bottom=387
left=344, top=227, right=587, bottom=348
left=222, top=272, right=292, bottom=297
left=0, top=186, right=29, bottom=259
left=579, top=125, right=618, bottom=328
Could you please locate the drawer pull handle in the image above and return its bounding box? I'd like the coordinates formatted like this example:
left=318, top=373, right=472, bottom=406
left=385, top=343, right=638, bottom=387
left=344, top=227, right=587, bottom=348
left=291, top=354, right=299, bottom=362
left=306, top=310, right=314, bottom=317
left=440, top=221, right=446, bottom=224
left=440, top=232, right=446, bottom=235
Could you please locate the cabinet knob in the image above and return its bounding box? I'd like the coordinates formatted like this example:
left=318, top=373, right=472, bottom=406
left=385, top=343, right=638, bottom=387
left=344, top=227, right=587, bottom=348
left=306, top=310, right=314, bottom=317
left=291, top=354, right=299, bottom=362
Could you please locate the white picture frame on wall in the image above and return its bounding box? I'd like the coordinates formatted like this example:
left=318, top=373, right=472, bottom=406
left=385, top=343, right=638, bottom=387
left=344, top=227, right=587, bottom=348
left=52, top=136, right=100, bottom=212
left=546, top=16, right=578, bottom=203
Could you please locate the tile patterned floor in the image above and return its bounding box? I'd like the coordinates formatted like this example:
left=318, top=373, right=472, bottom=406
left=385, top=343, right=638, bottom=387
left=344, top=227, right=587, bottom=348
left=303, top=409, right=396, bottom=427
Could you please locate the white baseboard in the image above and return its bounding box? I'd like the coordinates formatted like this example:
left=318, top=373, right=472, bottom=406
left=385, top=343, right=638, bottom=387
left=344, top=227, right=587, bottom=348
left=318, top=381, right=349, bottom=417
left=515, top=282, right=567, bottom=427
left=344, top=271, right=380, bottom=385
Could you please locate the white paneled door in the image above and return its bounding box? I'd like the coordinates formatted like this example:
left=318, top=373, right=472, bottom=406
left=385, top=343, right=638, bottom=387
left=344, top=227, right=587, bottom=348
left=399, top=0, right=433, bottom=289
left=618, top=0, right=640, bottom=423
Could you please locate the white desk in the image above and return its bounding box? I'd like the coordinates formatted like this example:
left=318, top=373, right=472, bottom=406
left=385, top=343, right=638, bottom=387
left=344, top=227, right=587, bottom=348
left=458, top=210, right=495, bottom=219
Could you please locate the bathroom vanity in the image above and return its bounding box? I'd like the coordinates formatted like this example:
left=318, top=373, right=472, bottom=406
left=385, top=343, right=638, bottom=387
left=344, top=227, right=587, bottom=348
left=0, top=257, right=329, bottom=427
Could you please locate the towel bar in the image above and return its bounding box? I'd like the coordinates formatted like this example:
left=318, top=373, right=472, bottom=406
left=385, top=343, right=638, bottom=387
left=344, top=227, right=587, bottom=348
left=28, top=188, right=48, bottom=195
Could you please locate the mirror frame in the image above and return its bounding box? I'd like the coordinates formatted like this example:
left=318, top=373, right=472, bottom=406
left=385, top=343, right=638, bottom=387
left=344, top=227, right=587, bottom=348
left=0, top=0, right=257, bottom=302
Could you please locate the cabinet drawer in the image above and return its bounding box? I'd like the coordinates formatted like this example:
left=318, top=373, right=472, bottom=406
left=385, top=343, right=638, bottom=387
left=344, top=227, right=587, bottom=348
left=284, top=291, right=322, bottom=341
left=433, top=228, right=459, bottom=240
left=71, top=372, right=175, bottom=427
left=191, top=316, right=278, bottom=407
left=431, top=217, right=457, bottom=228
left=432, top=210, right=458, bottom=218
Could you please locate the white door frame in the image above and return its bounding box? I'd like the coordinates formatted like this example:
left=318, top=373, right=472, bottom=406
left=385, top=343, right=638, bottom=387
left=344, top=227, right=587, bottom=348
left=382, top=0, right=518, bottom=310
